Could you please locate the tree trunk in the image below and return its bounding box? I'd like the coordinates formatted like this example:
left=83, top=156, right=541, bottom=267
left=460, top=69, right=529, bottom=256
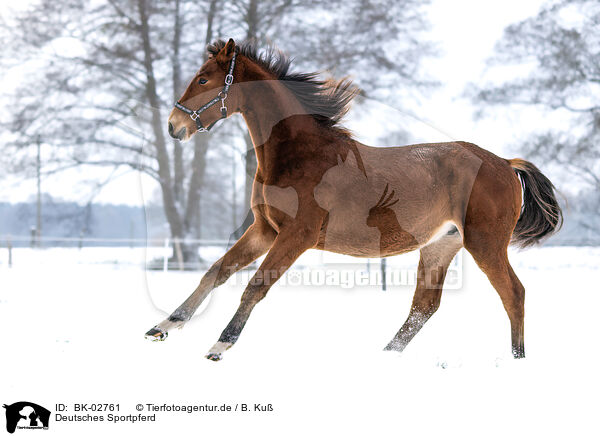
left=175, top=0, right=218, bottom=267
left=138, top=0, right=185, bottom=249
left=180, top=133, right=210, bottom=266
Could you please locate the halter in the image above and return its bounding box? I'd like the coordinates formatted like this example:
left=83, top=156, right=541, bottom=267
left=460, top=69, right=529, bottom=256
left=173, top=52, right=237, bottom=132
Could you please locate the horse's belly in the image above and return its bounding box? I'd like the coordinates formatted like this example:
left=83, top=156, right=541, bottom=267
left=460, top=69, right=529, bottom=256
left=315, top=218, right=422, bottom=258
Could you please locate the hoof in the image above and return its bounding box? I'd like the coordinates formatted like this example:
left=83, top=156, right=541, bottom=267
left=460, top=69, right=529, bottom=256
left=205, top=353, right=223, bottom=361
left=145, top=326, right=168, bottom=341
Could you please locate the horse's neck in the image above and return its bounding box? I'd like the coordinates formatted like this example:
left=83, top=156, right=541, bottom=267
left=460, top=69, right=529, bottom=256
left=240, top=75, right=317, bottom=173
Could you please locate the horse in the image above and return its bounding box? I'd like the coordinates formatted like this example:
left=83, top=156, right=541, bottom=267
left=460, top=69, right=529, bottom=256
left=146, top=39, right=563, bottom=361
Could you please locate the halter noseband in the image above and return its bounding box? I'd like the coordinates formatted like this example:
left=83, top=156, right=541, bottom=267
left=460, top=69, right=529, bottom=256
left=173, top=52, right=237, bottom=132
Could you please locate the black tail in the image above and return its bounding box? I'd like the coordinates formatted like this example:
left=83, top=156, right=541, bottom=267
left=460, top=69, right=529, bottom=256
left=509, top=158, right=563, bottom=248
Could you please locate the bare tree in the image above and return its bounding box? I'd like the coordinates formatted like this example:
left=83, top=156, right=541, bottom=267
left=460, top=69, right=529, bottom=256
left=294, top=0, right=437, bottom=95
left=469, top=0, right=600, bottom=193
left=0, top=0, right=223, bottom=264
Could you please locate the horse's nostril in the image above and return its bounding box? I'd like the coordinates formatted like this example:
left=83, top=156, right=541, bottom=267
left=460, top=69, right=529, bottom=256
left=168, top=122, right=174, bottom=136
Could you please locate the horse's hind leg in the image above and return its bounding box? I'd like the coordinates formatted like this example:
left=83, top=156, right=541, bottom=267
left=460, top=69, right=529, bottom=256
left=384, top=232, right=462, bottom=353
left=466, top=245, right=525, bottom=358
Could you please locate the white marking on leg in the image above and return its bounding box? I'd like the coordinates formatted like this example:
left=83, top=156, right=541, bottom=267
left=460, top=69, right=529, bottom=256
left=207, top=341, right=233, bottom=355
left=157, top=318, right=186, bottom=332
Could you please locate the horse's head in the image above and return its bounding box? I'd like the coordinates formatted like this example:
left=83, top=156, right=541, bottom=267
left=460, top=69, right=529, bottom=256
left=168, top=38, right=239, bottom=141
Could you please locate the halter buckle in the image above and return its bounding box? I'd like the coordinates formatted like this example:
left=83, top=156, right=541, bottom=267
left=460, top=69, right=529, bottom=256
left=190, top=112, right=199, bottom=121
left=225, top=74, right=234, bottom=85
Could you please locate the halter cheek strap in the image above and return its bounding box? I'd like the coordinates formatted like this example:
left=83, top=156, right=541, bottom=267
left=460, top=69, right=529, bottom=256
left=174, top=52, right=237, bottom=132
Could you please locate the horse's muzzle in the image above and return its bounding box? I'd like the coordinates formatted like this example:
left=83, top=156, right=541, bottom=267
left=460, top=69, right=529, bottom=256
left=168, top=122, right=186, bottom=140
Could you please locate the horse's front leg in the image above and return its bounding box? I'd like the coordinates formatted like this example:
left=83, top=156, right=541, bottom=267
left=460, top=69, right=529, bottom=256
left=205, top=226, right=318, bottom=361
left=145, top=219, right=276, bottom=341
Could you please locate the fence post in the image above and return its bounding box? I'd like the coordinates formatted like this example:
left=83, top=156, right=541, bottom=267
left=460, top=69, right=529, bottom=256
left=163, top=238, right=170, bottom=272
left=381, top=258, right=387, bottom=291
left=7, top=235, right=12, bottom=268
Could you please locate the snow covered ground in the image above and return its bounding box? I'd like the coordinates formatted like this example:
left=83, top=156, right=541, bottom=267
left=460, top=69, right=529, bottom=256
left=1, top=246, right=598, bottom=435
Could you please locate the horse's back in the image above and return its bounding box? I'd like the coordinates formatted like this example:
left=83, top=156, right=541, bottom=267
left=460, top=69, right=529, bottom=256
left=313, top=140, right=518, bottom=257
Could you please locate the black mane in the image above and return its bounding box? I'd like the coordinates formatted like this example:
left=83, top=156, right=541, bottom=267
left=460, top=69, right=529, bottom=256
left=207, top=40, right=359, bottom=129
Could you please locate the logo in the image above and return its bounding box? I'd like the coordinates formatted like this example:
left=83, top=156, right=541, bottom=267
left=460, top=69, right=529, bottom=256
left=3, top=402, right=50, bottom=434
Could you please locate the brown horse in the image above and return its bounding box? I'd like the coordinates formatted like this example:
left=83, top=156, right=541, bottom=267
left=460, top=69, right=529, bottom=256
left=146, top=39, right=563, bottom=361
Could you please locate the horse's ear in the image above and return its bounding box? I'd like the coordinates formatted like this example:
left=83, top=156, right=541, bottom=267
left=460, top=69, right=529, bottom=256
left=218, top=38, right=236, bottom=63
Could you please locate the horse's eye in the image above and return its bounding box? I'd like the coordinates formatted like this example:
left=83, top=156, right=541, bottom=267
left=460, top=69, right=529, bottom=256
left=198, top=78, right=207, bottom=85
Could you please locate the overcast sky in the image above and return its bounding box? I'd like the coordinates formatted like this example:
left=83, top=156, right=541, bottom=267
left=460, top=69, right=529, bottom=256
left=0, top=0, right=559, bottom=206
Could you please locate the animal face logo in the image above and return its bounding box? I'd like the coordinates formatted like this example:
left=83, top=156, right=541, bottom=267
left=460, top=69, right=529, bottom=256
left=366, top=184, right=399, bottom=230
left=3, top=402, right=50, bottom=434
